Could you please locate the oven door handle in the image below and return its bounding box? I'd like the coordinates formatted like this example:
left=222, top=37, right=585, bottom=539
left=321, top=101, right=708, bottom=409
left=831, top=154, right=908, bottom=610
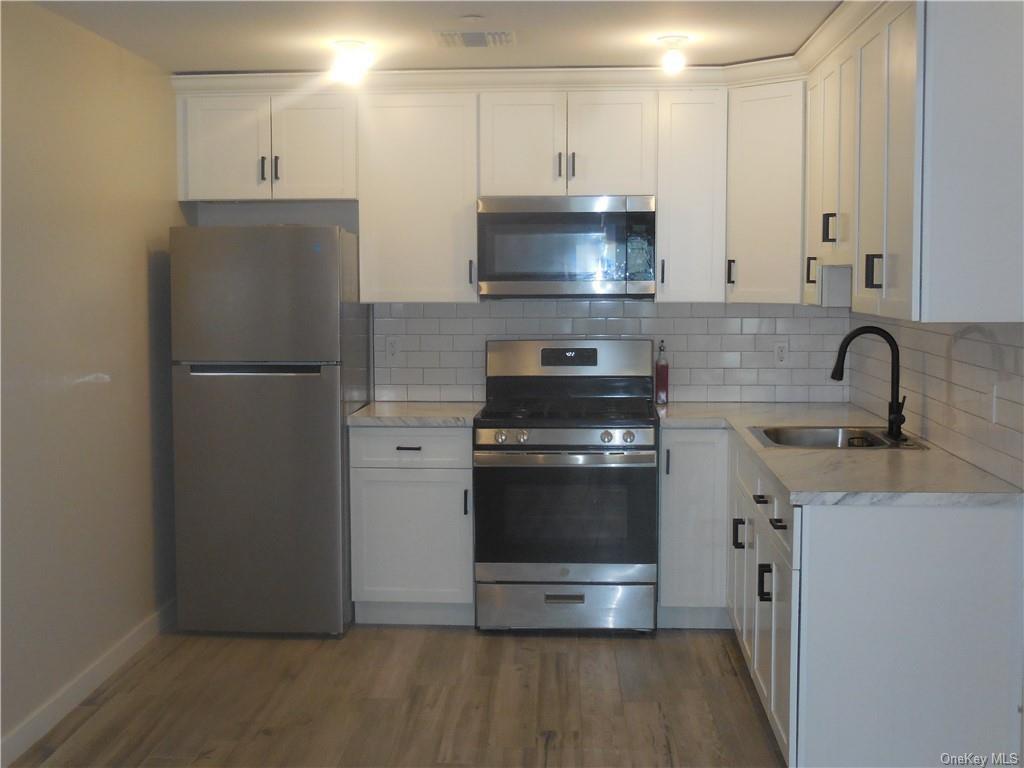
left=473, top=450, right=657, bottom=468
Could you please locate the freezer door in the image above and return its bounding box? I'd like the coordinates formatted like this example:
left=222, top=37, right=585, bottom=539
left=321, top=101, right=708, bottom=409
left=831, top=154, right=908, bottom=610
left=173, top=363, right=343, bottom=633
left=171, top=226, right=341, bottom=363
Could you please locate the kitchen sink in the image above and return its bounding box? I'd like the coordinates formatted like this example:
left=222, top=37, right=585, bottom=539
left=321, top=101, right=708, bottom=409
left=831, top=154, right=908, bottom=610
left=749, top=426, right=925, bottom=449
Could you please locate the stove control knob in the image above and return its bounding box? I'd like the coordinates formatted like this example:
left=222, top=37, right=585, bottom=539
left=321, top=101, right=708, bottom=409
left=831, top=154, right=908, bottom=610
left=494, top=430, right=508, bottom=444
left=623, top=430, right=636, bottom=444
left=600, top=430, right=614, bottom=444
left=516, top=430, right=529, bottom=444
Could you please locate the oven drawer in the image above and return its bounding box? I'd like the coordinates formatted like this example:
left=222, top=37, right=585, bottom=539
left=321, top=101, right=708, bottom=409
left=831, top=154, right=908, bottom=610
left=475, top=583, right=655, bottom=630
left=350, top=427, right=471, bottom=469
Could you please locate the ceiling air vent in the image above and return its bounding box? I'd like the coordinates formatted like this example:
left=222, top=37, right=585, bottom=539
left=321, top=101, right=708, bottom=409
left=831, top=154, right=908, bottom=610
left=436, top=31, right=516, bottom=48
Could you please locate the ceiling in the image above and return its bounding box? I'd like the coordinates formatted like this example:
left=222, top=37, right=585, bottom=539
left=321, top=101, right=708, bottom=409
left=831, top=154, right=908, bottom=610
left=45, top=1, right=839, bottom=74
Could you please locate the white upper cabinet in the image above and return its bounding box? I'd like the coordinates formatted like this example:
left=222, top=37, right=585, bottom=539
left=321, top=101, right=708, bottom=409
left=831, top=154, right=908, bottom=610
left=480, top=90, right=656, bottom=196
left=179, top=93, right=355, bottom=201
left=479, top=92, right=567, bottom=196
left=182, top=95, right=273, bottom=201
left=656, top=88, right=727, bottom=303
left=726, top=80, right=804, bottom=304
left=358, top=92, right=478, bottom=303
left=567, top=91, right=657, bottom=195
left=269, top=94, right=356, bottom=200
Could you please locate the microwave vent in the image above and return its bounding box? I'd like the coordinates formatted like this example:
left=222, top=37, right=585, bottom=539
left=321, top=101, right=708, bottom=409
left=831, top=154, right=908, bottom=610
left=436, top=31, right=516, bottom=48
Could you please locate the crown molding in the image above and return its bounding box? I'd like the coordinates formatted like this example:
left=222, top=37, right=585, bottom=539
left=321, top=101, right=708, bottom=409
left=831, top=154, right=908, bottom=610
left=795, top=0, right=887, bottom=71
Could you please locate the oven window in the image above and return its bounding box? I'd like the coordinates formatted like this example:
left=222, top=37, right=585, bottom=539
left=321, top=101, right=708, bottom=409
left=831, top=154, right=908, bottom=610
left=477, top=212, right=655, bottom=284
left=473, top=465, right=657, bottom=564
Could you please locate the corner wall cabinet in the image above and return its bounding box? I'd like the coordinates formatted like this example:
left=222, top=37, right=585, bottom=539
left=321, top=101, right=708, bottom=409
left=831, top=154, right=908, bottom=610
left=357, top=92, right=479, bottom=303
left=349, top=427, right=474, bottom=624
left=655, top=89, right=728, bottom=303
left=478, top=90, right=657, bottom=196
left=726, top=80, right=805, bottom=305
left=178, top=93, right=356, bottom=201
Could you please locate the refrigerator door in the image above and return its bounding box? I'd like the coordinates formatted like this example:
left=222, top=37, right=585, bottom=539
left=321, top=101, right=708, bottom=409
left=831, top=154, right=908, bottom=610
left=172, top=363, right=342, bottom=633
left=171, top=226, right=341, bottom=363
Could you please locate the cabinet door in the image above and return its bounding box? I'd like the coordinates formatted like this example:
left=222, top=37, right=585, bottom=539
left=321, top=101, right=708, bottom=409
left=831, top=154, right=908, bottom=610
left=752, top=516, right=773, bottom=702
left=358, top=93, right=478, bottom=302
left=803, top=74, right=824, bottom=305
left=727, top=488, right=749, bottom=637
left=270, top=94, right=356, bottom=200
left=659, top=430, right=728, bottom=608
left=853, top=28, right=887, bottom=314
left=183, top=95, right=272, bottom=201
left=656, top=89, right=727, bottom=302
left=741, top=498, right=759, bottom=662
left=770, top=559, right=797, bottom=763
left=567, top=91, right=657, bottom=195
left=835, top=51, right=860, bottom=269
left=880, top=4, right=919, bottom=321
left=479, top=91, right=567, bottom=196
left=350, top=468, right=473, bottom=603
left=726, top=81, right=804, bottom=304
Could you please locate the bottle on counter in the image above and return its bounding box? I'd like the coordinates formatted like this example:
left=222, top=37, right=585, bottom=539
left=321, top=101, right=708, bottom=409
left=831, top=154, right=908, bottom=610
left=655, top=339, right=669, bottom=405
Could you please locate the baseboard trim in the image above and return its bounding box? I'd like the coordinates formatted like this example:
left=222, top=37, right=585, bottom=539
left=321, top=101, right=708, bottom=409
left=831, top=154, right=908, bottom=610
left=1, top=599, right=176, bottom=767
left=658, top=606, right=731, bottom=629
left=354, top=601, right=475, bottom=626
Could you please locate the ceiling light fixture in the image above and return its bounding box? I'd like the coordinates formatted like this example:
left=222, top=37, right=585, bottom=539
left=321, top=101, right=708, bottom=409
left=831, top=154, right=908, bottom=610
left=658, top=36, right=688, bottom=76
left=329, top=40, right=373, bottom=85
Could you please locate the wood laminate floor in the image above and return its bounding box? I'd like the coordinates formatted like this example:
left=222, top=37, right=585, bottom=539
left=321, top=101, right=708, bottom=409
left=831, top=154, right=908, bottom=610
left=14, top=626, right=784, bottom=768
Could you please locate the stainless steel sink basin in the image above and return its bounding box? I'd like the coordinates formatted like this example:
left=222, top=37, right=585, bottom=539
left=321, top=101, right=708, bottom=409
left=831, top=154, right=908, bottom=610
left=749, top=426, right=924, bottom=449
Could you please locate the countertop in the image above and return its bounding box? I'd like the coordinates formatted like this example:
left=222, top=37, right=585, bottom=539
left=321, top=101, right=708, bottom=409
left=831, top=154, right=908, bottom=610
left=659, top=402, right=1022, bottom=505
left=349, top=401, right=1022, bottom=505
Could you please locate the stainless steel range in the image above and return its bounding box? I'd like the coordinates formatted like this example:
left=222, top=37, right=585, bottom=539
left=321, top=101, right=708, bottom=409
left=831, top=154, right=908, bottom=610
left=472, top=339, right=659, bottom=631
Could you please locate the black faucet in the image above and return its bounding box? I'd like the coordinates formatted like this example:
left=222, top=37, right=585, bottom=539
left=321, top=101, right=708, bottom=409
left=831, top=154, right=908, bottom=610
left=830, top=325, right=906, bottom=442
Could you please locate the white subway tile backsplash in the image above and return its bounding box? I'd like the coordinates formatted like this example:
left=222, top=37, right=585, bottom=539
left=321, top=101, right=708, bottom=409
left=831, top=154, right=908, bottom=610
left=374, top=301, right=852, bottom=409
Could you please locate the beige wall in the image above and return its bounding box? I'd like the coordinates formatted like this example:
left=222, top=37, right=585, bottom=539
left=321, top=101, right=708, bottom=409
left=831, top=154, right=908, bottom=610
left=1, top=1, right=183, bottom=754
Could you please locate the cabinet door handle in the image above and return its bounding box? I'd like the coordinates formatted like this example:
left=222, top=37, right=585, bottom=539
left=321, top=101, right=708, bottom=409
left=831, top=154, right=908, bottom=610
left=570, top=151, right=576, bottom=179
left=769, top=518, right=788, bottom=531
left=273, top=155, right=280, bottom=181
left=259, top=156, right=267, bottom=181
left=468, top=259, right=474, bottom=285
left=865, top=253, right=883, bottom=289
left=726, top=259, right=736, bottom=285
left=757, top=563, right=773, bottom=602
left=660, top=259, right=666, bottom=285
left=464, top=489, right=469, bottom=516
left=806, top=256, right=818, bottom=285
left=664, top=448, right=670, bottom=475
left=395, top=446, right=422, bottom=452
left=752, top=493, right=771, bottom=505
left=822, top=212, right=837, bottom=243
left=732, top=518, right=746, bottom=549
left=557, top=151, right=563, bottom=178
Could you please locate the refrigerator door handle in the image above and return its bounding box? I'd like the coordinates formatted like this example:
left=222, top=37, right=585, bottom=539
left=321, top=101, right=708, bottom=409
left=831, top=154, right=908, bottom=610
left=186, top=364, right=325, bottom=376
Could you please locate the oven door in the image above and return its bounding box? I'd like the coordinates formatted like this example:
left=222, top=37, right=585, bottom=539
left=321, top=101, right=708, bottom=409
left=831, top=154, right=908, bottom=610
left=476, top=196, right=655, bottom=298
left=473, top=450, right=658, bottom=583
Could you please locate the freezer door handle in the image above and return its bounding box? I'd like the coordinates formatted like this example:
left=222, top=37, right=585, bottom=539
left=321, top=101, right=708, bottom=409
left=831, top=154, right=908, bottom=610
left=186, top=364, right=324, bottom=376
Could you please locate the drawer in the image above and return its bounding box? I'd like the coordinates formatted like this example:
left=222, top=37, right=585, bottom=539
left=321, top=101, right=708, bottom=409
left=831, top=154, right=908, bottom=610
left=350, top=427, right=472, bottom=469
left=756, top=472, right=797, bottom=563
left=476, top=583, right=655, bottom=630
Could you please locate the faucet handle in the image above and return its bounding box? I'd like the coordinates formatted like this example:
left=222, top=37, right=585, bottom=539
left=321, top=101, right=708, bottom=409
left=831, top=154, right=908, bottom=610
left=897, top=395, right=906, bottom=414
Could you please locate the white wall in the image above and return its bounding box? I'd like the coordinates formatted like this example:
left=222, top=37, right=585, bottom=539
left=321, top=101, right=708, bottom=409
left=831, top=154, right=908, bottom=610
left=1, top=4, right=184, bottom=761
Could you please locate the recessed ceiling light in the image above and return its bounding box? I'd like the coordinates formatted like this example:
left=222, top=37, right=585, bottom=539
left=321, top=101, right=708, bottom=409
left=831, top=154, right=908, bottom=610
left=329, top=40, right=373, bottom=85
left=658, top=36, right=689, bottom=76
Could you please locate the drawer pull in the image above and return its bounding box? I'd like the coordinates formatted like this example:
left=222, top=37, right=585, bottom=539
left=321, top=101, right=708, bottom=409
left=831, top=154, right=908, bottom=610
left=757, top=563, right=773, bottom=602
left=395, top=446, right=422, bottom=452
left=770, top=518, right=788, bottom=531
left=732, top=518, right=746, bottom=549
left=752, top=493, right=771, bottom=505
left=545, top=593, right=585, bottom=605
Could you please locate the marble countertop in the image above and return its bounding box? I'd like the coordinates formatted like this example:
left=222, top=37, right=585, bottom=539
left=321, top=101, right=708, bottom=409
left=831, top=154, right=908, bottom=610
left=349, top=401, right=480, bottom=427
left=660, top=402, right=1022, bottom=505
left=349, top=400, right=1021, bottom=505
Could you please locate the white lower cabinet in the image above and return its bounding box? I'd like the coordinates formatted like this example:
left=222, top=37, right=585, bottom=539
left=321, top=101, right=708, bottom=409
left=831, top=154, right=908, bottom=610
left=658, top=429, right=729, bottom=627
left=349, top=427, right=474, bottom=622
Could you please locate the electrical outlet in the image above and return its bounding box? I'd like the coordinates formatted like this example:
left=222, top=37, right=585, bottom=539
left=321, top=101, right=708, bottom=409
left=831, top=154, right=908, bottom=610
left=773, top=342, right=788, bottom=367
left=385, top=336, right=401, bottom=365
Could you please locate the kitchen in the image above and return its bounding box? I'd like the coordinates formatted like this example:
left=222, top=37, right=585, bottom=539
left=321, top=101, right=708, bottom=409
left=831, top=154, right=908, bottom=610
left=2, top=1, right=1023, bottom=767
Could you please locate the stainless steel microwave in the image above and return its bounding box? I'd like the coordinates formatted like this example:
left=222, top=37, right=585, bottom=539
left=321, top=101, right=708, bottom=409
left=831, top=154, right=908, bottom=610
left=476, top=196, right=656, bottom=298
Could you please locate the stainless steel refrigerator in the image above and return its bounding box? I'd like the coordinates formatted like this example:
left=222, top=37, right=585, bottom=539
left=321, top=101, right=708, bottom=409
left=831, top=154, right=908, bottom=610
left=170, top=225, right=369, bottom=634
